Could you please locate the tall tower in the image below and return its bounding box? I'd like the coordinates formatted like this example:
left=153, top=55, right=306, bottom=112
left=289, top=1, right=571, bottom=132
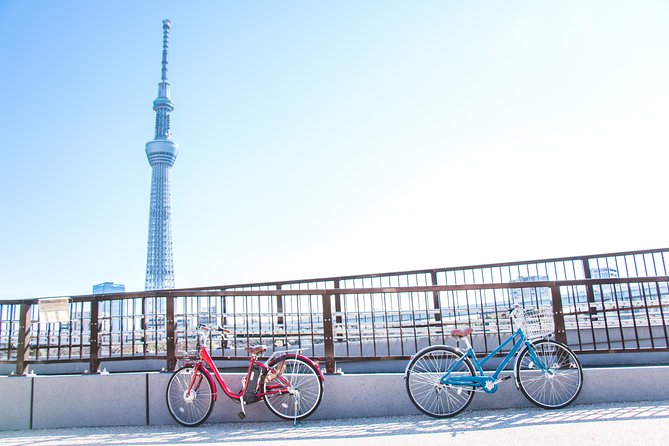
left=145, top=19, right=178, bottom=291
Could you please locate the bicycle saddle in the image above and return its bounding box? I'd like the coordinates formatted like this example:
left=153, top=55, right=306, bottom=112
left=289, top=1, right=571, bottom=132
left=244, top=345, right=268, bottom=355
left=451, top=328, right=474, bottom=338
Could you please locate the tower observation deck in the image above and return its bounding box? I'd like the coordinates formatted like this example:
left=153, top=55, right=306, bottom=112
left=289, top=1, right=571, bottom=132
left=145, top=19, right=178, bottom=291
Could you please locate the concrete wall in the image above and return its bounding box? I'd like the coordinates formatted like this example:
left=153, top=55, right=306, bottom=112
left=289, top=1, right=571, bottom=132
left=2, top=366, right=669, bottom=431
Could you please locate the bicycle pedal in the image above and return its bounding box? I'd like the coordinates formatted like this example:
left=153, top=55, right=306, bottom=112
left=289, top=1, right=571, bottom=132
left=500, top=375, right=512, bottom=381
left=238, top=411, right=246, bottom=419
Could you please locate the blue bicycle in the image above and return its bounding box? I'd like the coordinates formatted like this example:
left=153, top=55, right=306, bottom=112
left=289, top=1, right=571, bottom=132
left=405, top=306, right=583, bottom=417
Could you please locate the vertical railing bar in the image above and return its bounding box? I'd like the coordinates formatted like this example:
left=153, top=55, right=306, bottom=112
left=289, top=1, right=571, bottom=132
left=89, top=298, right=99, bottom=374
left=551, top=285, right=567, bottom=344
left=34, top=307, right=41, bottom=362
left=308, top=293, right=315, bottom=351
left=141, top=298, right=148, bottom=357
left=597, top=283, right=612, bottom=350
left=166, top=294, right=176, bottom=371
left=16, top=302, right=31, bottom=375
left=477, top=290, right=488, bottom=355
left=129, top=299, right=135, bottom=357
left=275, top=284, right=283, bottom=351
left=355, top=292, right=362, bottom=356
left=321, top=292, right=335, bottom=374
left=0, top=304, right=3, bottom=360
left=46, top=321, right=53, bottom=361
left=422, top=290, right=431, bottom=353
left=611, top=282, right=625, bottom=350
left=382, top=291, right=390, bottom=356
left=655, top=282, right=669, bottom=347
left=78, top=302, right=84, bottom=360
left=626, top=282, right=641, bottom=350
left=119, top=299, right=125, bottom=359
left=368, top=292, right=376, bottom=357
left=640, top=281, right=655, bottom=349
left=430, top=271, right=442, bottom=322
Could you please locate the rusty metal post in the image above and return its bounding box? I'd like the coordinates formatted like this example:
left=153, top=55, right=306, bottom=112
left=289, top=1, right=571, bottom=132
left=89, top=299, right=100, bottom=373
left=550, top=284, right=568, bottom=344
left=430, top=271, right=442, bottom=322
left=321, top=293, right=336, bottom=374
left=275, top=284, right=284, bottom=326
left=15, top=302, right=31, bottom=375
left=333, top=279, right=343, bottom=342
left=141, top=297, right=148, bottom=355
left=166, top=295, right=176, bottom=371
left=583, top=258, right=598, bottom=319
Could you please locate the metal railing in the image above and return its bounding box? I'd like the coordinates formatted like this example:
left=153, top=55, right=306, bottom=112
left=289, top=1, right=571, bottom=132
left=1, top=248, right=668, bottom=375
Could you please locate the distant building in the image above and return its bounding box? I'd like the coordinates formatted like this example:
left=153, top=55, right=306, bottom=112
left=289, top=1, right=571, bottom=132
left=590, top=267, right=619, bottom=279
left=93, top=282, right=126, bottom=337
left=510, top=275, right=550, bottom=301
left=93, top=282, right=126, bottom=294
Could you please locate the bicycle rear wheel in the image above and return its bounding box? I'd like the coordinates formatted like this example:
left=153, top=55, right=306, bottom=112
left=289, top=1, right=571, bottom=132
left=263, top=357, right=323, bottom=421
left=515, top=340, right=583, bottom=409
left=166, top=366, right=215, bottom=426
left=405, top=345, right=476, bottom=418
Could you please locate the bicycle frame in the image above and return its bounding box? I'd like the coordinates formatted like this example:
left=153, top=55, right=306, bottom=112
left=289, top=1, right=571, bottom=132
left=439, top=328, right=552, bottom=393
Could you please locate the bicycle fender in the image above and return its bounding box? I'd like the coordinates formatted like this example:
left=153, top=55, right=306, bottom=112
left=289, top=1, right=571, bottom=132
left=404, top=345, right=465, bottom=378
left=512, top=339, right=568, bottom=390
left=270, top=354, right=325, bottom=382
left=194, top=363, right=218, bottom=401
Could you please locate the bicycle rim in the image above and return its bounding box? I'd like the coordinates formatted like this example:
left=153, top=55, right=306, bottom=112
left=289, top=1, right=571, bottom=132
left=263, top=357, right=323, bottom=421
left=166, top=366, right=215, bottom=426
left=406, top=346, right=476, bottom=418
left=516, top=340, right=583, bottom=409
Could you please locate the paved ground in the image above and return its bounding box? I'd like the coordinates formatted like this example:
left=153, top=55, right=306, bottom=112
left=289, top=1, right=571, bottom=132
left=1, top=400, right=668, bottom=446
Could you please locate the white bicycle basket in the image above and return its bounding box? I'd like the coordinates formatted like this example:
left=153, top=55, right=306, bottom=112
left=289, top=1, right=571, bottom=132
left=512, top=306, right=554, bottom=339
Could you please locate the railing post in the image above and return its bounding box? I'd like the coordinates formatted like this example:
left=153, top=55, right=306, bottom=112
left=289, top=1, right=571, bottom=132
left=15, top=302, right=31, bottom=375
left=141, top=297, right=148, bottom=355
left=430, top=271, right=442, bottom=322
left=582, top=258, right=598, bottom=319
left=550, top=284, right=568, bottom=344
left=334, top=279, right=343, bottom=342
left=89, top=299, right=100, bottom=373
left=166, top=295, right=176, bottom=371
left=321, top=293, right=336, bottom=374
left=276, top=284, right=284, bottom=326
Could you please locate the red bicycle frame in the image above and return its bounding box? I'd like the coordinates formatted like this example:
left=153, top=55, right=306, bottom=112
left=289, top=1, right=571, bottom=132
left=182, top=335, right=324, bottom=405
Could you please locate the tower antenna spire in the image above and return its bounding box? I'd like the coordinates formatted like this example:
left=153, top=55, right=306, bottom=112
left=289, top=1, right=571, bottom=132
left=161, top=19, right=170, bottom=83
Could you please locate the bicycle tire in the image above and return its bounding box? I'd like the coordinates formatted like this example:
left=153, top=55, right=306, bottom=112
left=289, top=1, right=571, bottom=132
left=515, top=339, right=583, bottom=409
left=263, top=356, right=323, bottom=421
left=166, top=366, right=215, bottom=426
left=405, top=345, right=476, bottom=418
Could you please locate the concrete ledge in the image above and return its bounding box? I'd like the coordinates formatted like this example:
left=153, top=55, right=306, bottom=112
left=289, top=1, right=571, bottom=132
left=0, top=377, right=31, bottom=430
left=2, top=366, right=669, bottom=431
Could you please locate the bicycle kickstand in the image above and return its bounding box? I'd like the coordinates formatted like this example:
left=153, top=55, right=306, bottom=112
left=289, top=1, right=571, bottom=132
left=238, top=398, right=246, bottom=419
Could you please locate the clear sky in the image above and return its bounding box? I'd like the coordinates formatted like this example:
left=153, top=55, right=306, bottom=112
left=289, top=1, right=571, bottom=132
left=1, top=1, right=667, bottom=299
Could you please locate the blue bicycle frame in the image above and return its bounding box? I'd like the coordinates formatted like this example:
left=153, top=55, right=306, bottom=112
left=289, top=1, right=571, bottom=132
left=440, top=328, right=553, bottom=393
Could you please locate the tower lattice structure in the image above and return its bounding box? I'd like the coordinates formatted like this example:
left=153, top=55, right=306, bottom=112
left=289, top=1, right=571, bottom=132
left=145, top=19, right=178, bottom=291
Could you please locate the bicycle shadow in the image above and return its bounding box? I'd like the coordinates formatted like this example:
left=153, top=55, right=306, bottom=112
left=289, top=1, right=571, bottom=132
left=214, top=400, right=669, bottom=442
left=2, top=400, right=668, bottom=446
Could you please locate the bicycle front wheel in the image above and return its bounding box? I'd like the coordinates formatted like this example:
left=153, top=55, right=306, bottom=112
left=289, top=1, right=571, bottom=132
left=166, top=366, right=215, bottom=427
left=515, top=340, right=583, bottom=409
left=263, top=357, right=323, bottom=421
left=405, top=345, right=476, bottom=418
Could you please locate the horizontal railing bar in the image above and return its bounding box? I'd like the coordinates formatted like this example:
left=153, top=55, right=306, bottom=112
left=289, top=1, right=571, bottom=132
left=3, top=276, right=667, bottom=305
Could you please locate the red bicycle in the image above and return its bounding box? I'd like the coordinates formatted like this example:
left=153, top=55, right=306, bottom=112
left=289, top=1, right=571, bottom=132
left=166, top=325, right=325, bottom=426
